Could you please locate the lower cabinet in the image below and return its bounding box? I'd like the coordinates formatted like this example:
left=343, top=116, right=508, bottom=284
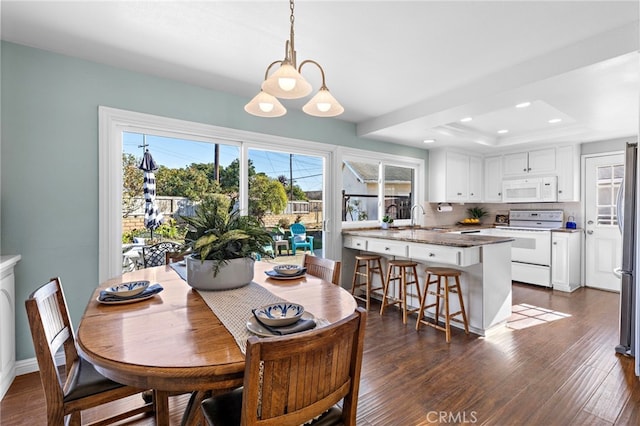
left=1, top=255, right=21, bottom=400
left=551, top=232, right=582, bottom=292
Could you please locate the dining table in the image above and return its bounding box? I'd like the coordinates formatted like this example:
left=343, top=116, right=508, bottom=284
left=76, top=260, right=357, bottom=426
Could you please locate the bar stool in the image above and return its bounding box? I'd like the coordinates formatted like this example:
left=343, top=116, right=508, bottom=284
left=380, top=260, right=422, bottom=324
left=416, top=267, right=469, bottom=343
left=350, top=255, right=385, bottom=311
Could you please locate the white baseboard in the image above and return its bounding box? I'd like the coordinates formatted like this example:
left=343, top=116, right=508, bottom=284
left=15, top=351, right=65, bottom=377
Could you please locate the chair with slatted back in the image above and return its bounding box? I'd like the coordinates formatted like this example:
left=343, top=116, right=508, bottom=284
left=142, top=241, right=181, bottom=268
left=302, top=254, right=341, bottom=285
left=25, top=277, right=154, bottom=425
left=201, top=307, right=367, bottom=426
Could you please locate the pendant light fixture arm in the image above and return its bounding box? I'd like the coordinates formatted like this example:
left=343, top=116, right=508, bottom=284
left=264, top=60, right=283, bottom=80
left=298, top=59, right=327, bottom=89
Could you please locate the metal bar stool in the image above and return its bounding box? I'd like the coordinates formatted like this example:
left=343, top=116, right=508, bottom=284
left=380, top=259, right=422, bottom=324
left=351, top=255, right=385, bottom=311
left=416, top=266, right=469, bottom=342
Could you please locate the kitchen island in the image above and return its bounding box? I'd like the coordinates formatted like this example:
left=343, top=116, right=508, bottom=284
left=342, top=228, right=513, bottom=336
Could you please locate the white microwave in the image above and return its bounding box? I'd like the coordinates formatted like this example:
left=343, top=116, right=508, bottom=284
left=502, top=176, right=558, bottom=203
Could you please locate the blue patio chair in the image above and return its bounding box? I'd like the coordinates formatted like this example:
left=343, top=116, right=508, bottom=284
left=289, top=223, right=314, bottom=255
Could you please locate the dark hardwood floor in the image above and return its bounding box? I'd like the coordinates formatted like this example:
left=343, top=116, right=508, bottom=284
left=2, top=283, right=639, bottom=425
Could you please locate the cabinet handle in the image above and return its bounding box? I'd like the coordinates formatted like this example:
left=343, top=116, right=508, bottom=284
left=528, top=168, right=532, bottom=171
left=428, top=253, right=435, bottom=257
left=553, top=242, right=557, bottom=245
left=498, top=192, right=501, bottom=196
left=558, top=190, right=563, bottom=193
left=356, top=243, right=361, bottom=247
left=587, top=230, right=594, bottom=235
left=384, top=247, right=390, bottom=251
left=470, top=193, right=474, bottom=196
left=457, top=192, right=462, bottom=196
left=523, top=168, right=527, bottom=172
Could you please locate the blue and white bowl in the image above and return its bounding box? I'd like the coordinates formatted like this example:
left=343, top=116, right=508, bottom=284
left=273, top=264, right=303, bottom=276
left=254, top=303, right=305, bottom=326
left=104, top=281, right=150, bottom=298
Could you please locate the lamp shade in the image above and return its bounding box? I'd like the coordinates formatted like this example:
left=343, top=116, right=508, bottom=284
left=302, top=87, right=344, bottom=117
left=244, top=90, right=287, bottom=117
left=262, top=63, right=312, bottom=99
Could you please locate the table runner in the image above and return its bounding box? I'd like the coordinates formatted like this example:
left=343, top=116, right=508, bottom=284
left=170, top=263, right=328, bottom=354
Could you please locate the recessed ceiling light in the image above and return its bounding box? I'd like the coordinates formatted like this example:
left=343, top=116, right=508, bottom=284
left=460, top=117, right=473, bottom=122
left=548, top=118, right=562, bottom=124
left=423, top=139, right=436, bottom=144
left=497, top=129, right=509, bottom=134
left=516, top=102, right=531, bottom=108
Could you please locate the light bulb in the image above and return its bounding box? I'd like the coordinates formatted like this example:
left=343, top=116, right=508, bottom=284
left=278, top=77, right=296, bottom=92
left=259, top=102, right=274, bottom=113
left=316, top=103, right=331, bottom=112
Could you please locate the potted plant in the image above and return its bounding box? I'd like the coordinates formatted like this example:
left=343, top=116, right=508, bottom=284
left=464, top=206, right=488, bottom=224
left=180, top=195, right=273, bottom=290
left=381, top=215, right=394, bottom=229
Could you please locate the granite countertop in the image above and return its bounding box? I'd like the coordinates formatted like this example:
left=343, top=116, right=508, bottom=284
left=342, top=228, right=513, bottom=248
left=551, top=228, right=583, bottom=233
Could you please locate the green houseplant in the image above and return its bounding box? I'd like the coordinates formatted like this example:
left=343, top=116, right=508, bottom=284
left=180, top=195, right=273, bottom=290
left=381, top=215, right=394, bottom=229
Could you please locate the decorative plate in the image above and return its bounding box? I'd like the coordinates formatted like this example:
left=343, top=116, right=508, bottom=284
left=246, top=312, right=315, bottom=337
left=254, top=303, right=305, bottom=326
left=104, top=281, right=150, bottom=298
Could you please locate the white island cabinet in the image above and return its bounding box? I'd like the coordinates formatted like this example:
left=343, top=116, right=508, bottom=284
left=342, top=229, right=513, bottom=336
left=1, top=255, right=21, bottom=400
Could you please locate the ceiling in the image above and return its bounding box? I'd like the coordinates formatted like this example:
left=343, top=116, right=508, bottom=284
left=2, top=1, right=638, bottom=154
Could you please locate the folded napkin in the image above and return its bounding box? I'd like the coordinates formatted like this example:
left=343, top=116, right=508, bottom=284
left=99, top=283, right=164, bottom=302
left=264, top=268, right=307, bottom=278
left=252, top=309, right=317, bottom=335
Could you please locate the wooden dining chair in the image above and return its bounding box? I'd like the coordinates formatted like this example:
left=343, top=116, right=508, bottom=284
left=25, top=277, right=155, bottom=425
left=303, top=254, right=341, bottom=285
left=165, top=250, right=186, bottom=264
left=201, top=307, right=367, bottom=426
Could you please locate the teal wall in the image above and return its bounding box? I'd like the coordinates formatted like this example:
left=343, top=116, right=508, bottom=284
left=1, top=41, right=427, bottom=361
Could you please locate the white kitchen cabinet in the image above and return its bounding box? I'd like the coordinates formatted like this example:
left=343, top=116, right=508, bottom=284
left=1, top=255, right=21, bottom=400
left=551, top=231, right=581, bottom=292
left=483, top=155, right=503, bottom=202
left=429, top=149, right=482, bottom=202
left=556, top=145, right=580, bottom=202
left=502, top=148, right=556, bottom=176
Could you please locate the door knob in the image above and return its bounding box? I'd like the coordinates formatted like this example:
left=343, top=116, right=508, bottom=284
left=587, top=220, right=594, bottom=225
left=587, top=230, right=594, bottom=235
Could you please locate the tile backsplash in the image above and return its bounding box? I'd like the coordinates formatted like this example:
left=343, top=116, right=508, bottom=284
left=422, top=202, right=582, bottom=228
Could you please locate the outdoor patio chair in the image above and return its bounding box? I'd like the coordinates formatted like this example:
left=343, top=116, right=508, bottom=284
left=25, top=277, right=154, bottom=425
left=289, top=223, right=314, bottom=255
left=142, top=241, right=181, bottom=268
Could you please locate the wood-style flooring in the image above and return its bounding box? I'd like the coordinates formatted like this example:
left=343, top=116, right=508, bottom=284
left=2, top=283, right=639, bottom=425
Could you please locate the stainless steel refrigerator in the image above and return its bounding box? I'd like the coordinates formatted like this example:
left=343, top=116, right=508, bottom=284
left=616, top=142, right=638, bottom=362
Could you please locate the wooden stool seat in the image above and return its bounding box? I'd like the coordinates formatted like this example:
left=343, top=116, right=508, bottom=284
left=380, top=260, right=422, bottom=324
left=351, top=255, right=385, bottom=311
left=416, top=266, right=469, bottom=342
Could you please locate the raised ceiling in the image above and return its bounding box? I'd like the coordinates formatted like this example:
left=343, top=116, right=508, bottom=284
left=2, top=1, right=638, bottom=153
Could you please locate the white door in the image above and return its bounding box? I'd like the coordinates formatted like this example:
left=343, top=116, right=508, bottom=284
left=584, top=153, right=624, bottom=291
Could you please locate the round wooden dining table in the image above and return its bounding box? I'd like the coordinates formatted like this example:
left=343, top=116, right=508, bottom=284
left=77, top=261, right=357, bottom=426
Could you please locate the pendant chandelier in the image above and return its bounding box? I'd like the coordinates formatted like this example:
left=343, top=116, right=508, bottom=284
left=244, top=0, right=344, bottom=118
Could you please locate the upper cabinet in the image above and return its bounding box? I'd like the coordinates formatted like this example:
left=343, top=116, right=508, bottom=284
left=502, top=148, right=556, bottom=176
left=429, top=150, right=482, bottom=202
left=429, top=145, right=579, bottom=204
left=484, top=155, right=503, bottom=202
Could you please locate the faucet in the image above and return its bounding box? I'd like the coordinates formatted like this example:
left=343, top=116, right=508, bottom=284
left=410, top=203, right=425, bottom=228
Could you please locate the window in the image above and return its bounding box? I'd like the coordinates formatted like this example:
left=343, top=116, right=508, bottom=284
left=596, top=163, right=624, bottom=225
left=341, top=149, right=423, bottom=227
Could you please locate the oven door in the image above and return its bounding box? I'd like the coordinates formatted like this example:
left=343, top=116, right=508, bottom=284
left=491, top=228, right=552, bottom=266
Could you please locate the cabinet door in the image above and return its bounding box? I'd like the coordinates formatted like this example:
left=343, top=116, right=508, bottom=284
left=528, top=148, right=556, bottom=174
left=556, top=146, right=578, bottom=201
left=502, top=152, right=529, bottom=176
left=445, top=152, right=469, bottom=201
left=551, top=234, right=569, bottom=286
left=468, top=156, right=482, bottom=201
left=484, top=155, right=503, bottom=202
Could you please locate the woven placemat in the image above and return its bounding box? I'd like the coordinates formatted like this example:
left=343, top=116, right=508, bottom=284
left=169, top=263, right=327, bottom=354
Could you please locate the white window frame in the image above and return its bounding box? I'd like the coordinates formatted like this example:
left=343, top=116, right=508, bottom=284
left=99, top=106, right=337, bottom=281
left=338, top=147, right=425, bottom=229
